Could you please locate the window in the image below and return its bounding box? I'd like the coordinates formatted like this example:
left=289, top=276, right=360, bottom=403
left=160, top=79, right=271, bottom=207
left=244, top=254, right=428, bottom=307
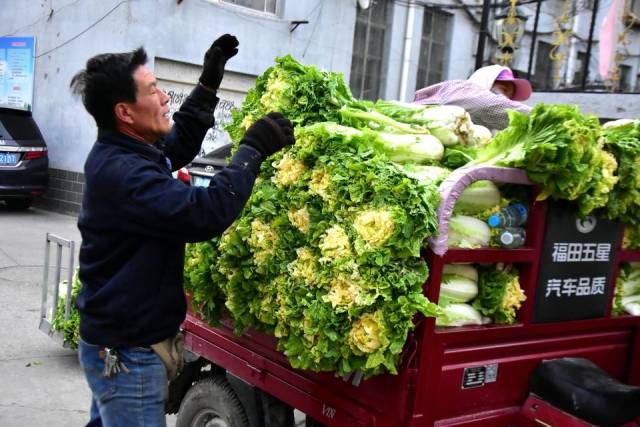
left=533, top=41, right=553, bottom=90
left=572, top=51, right=586, bottom=86
left=220, top=0, right=276, bottom=14
left=619, top=64, right=631, bottom=92
left=350, top=0, right=391, bottom=100
left=416, top=7, right=452, bottom=89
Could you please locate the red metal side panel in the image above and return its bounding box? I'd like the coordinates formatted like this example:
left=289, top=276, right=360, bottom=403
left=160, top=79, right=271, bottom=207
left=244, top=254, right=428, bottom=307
left=434, top=407, right=537, bottom=427
left=432, top=330, right=632, bottom=421
left=183, top=314, right=417, bottom=426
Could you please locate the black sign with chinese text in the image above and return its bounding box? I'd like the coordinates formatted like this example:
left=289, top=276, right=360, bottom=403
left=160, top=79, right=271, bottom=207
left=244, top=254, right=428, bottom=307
left=533, top=201, right=622, bottom=323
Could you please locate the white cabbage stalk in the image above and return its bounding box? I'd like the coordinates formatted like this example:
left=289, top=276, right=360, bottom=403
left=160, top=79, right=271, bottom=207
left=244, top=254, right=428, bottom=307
left=603, top=118, right=639, bottom=129
left=624, top=303, right=640, bottom=316
left=443, top=264, right=478, bottom=283
left=436, top=303, right=484, bottom=326
left=622, top=294, right=640, bottom=315
left=621, top=276, right=640, bottom=297
left=416, top=105, right=467, bottom=122
left=455, top=180, right=501, bottom=215
left=376, top=132, right=444, bottom=163
left=429, top=125, right=460, bottom=146
left=412, top=106, right=474, bottom=146
left=448, top=215, right=491, bottom=248
left=469, top=124, right=492, bottom=146
left=440, top=276, right=478, bottom=303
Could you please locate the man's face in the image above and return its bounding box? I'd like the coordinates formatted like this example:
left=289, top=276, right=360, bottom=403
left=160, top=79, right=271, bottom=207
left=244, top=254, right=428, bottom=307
left=122, top=65, right=171, bottom=143
left=492, top=81, right=515, bottom=99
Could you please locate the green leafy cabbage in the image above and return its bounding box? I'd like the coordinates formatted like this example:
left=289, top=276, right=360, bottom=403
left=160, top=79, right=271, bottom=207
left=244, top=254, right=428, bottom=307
left=472, top=265, right=525, bottom=324
left=185, top=56, right=445, bottom=378
left=602, top=119, right=640, bottom=225
left=469, top=104, right=617, bottom=217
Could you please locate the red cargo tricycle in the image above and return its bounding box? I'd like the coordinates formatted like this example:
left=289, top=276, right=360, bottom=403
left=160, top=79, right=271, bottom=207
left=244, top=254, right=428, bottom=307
left=170, top=166, right=640, bottom=427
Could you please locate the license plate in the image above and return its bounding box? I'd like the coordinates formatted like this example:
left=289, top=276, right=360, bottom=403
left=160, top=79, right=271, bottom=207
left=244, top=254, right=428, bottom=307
left=0, top=152, right=18, bottom=166
left=192, top=176, right=211, bottom=187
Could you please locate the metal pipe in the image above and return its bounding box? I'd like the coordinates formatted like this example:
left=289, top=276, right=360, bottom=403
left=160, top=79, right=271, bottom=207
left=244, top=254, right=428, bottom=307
left=399, top=2, right=416, bottom=101
left=64, top=241, right=75, bottom=322
left=40, top=233, right=51, bottom=325
left=526, top=0, right=542, bottom=79
left=566, top=0, right=583, bottom=86
left=51, top=244, right=63, bottom=322
left=475, top=0, right=493, bottom=69
left=582, top=0, right=599, bottom=90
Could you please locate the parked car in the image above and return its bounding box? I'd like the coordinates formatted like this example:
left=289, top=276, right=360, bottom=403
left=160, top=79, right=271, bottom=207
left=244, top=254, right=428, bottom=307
left=0, top=108, right=48, bottom=209
left=176, top=142, right=233, bottom=187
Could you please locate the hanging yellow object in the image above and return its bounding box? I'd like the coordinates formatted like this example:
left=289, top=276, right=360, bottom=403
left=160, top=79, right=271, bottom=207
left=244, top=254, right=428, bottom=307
left=549, top=0, right=572, bottom=83
left=497, top=0, right=522, bottom=66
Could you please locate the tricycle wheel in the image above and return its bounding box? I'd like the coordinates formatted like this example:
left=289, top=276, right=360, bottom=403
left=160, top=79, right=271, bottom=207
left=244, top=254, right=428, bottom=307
left=176, top=375, right=249, bottom=427
left=5, top=198, right=32, bottom=210
left=305, top=416, right=325, bottom=427
left=257, top=389, right=295, bottom=427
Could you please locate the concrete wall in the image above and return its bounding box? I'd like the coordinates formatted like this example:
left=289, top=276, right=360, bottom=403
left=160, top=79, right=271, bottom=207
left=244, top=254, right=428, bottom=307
left=1, top=0, right=357, bottom=173
left=446, top=10, right=480, bottom=81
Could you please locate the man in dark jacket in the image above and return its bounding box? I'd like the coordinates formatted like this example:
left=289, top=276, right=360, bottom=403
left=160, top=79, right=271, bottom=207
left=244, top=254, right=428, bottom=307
left=71, top=34, right=294, bottom=427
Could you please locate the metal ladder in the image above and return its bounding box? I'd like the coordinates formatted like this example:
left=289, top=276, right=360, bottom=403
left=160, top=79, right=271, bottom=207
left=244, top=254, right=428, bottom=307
left=38, top=233, right=75, bottom=346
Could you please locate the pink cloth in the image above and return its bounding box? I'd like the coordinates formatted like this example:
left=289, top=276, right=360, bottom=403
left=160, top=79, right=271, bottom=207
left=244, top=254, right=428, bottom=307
left=468, top=65, right=533, bottom=101
left=599, top=0, right=621, bottom=79
left=414, top=80, right=531, bottom=130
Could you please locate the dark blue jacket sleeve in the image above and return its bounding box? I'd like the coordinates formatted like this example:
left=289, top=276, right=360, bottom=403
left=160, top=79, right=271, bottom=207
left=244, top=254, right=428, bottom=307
left=159, top=84, right=219, bottom=170
left=114, top=145, right=263, bottom=242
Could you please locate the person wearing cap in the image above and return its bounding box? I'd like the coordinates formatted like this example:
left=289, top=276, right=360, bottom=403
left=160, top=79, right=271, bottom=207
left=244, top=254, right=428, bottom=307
left=414, top=64, right=532, bottom=130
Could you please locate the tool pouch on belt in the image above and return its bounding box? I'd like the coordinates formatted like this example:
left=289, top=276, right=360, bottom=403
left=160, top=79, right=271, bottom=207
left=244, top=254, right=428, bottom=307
left=150, top=331, right=184, bottom=381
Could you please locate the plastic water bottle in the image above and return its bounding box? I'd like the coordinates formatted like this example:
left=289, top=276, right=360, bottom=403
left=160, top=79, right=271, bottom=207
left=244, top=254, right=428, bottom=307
left=487, top=203, right=528, bottom=228
left=499, top=227, right=526, bottom=249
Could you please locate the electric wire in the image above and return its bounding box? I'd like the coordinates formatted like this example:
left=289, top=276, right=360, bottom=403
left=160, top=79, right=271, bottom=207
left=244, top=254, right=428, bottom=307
left=34, top=0, right=130, bottom=59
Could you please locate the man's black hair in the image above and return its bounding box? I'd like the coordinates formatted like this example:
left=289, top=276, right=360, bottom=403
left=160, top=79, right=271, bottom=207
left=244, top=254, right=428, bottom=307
left=70, top=47, right=148, bottom=130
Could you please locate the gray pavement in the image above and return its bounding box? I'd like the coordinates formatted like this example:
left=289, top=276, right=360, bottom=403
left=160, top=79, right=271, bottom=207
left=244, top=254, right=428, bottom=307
left=0, top=207, right=86, bottom=427
left=0, top=207, right=178, bottom=426
left=0, top=206, right=305, bottom=427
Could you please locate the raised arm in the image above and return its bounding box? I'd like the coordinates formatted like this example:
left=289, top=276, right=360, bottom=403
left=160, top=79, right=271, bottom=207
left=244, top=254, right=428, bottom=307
left=160, top=34, right=240, bottom=169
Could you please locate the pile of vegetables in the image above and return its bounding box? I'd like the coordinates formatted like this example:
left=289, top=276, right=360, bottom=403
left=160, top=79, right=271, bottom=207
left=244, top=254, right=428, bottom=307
left=601, top=119, right=640, bottom=225
left=436, top=263, right=525, bottom=326
left=185, top=56, right=507, bottom=377
left=469, top=104, right=618, bottom=217
left=624, top=225, right=640, bottom=250
left=183, top=55, right=639, bottom=377
left=51, top=268, right=81, bottom=349
left=613, top=262, right=640, bottom=316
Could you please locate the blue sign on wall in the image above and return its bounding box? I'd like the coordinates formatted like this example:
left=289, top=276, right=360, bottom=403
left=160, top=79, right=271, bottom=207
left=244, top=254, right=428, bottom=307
left=0, top=37, right=36, bottom=112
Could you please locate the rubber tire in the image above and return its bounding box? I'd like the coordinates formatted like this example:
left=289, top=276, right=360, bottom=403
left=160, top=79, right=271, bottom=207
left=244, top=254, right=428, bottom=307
left=5, top=198, right=32, bottom=210
left=258, top=390, right=295, bottom=427
left=176, top=375, right=249, bottom=427
left=305, top=417, right=325, bottom=427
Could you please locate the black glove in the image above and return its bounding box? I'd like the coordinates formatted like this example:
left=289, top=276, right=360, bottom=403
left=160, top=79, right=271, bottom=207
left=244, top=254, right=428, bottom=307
left=241, top=112, right=295, bottom=158
left=199, top=34, right=239, bottom=90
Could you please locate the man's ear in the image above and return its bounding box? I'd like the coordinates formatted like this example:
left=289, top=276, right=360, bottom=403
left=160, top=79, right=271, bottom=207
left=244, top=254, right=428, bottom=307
left=114, top=102, right=134, bottom=125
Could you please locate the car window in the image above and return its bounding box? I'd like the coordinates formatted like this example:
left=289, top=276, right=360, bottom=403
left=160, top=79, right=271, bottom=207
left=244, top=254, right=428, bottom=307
left=0, top=111, right=44, bottom=140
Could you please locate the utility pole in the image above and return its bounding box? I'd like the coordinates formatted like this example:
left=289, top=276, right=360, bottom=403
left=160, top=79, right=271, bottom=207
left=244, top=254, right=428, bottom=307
left=526, top=0, right=543, bottom=80
left=475, top=0, right=493, bottom=69
left=582, top=0, right=600, bottom=90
